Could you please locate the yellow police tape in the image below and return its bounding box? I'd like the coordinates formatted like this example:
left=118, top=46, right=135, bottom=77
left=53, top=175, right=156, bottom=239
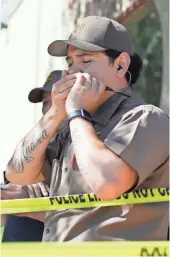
left=1, top=187, right=169, bottom=214
left=1, top=241, right=169, bottom=257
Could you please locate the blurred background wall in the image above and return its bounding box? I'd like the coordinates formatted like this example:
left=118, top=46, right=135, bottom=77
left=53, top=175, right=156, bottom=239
left=0, top=0, right=169, bottom=177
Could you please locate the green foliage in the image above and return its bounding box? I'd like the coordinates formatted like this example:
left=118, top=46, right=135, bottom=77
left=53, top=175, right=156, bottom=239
left=127, top=10, right=162, bottom=106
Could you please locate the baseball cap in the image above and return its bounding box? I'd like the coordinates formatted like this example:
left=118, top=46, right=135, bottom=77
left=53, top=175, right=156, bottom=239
left=48, top=16, right=133, bottom=57
left=28, top=70, right=62, bottom=103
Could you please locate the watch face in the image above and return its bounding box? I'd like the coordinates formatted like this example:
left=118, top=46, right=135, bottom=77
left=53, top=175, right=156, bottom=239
left=82, top=109, right=91, bottom=118
left=81, top=109, right=91, bottom=121
left=2, top=171, right=9, bottom=185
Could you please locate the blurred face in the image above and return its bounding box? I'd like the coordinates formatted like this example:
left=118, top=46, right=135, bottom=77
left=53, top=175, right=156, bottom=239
left=42, top=92, right=68, bottom=130
left=66, top=45, right=118, bottom=88
left=42, top=92, right=52, bottom=115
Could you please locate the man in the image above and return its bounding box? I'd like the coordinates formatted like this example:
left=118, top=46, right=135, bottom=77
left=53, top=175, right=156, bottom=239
left=1, top=70, right=63, bottom=242
left=6, top=16, right=169, bottom=241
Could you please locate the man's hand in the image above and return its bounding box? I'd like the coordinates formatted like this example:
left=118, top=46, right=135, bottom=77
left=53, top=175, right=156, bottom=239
left=49, top=70, right=77, bottom=122
left=65, top=73, right=106, bottom=114
left=1, top=182, right=50, bottom=200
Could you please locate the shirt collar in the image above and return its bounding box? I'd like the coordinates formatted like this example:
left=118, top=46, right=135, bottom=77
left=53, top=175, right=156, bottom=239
left=92, top=87, right=133, bottom=126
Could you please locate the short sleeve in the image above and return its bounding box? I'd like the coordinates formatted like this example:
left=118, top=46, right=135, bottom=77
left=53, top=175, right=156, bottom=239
left=104, top=105, right=169, bottom=185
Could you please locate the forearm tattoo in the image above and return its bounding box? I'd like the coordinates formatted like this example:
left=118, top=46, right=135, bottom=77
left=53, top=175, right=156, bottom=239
left=71, top=128, right=87, bottom=172
left=10, top=129, right=48, bottom=173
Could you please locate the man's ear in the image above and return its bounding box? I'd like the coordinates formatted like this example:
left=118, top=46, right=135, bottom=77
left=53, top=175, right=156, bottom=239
left=116, top=52, right=130, bottom=78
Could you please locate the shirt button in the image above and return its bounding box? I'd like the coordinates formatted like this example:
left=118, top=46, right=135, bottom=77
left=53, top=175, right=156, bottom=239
left=45, top=228, right=50, bottom=234
left=64, top=167, right=68, bottom=172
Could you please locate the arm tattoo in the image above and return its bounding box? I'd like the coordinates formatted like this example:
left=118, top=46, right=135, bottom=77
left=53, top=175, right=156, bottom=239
left=11, top=129, right=48, bottom=173
left=71, top=128, right=87, bottom=173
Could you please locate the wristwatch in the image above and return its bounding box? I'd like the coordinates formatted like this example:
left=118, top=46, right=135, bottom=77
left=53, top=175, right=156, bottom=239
left=1, top=170, right=10, bottom=185
left=67, top=109, right=94, bottom=124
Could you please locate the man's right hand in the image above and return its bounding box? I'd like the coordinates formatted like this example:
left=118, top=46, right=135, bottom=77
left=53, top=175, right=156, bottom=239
left=1, top=182, right=50, bottom=200
left=1, top=182, right=49, bottom=222
left=49, top=70, right=77, bottom=122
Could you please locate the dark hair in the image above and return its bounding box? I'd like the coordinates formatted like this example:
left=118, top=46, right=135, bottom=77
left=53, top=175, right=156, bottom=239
left=105, top=49, right=143, bottom=85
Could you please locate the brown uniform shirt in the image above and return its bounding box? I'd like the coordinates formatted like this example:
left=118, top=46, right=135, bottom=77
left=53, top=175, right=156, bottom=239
left=42, top=88, right=169, bottom=242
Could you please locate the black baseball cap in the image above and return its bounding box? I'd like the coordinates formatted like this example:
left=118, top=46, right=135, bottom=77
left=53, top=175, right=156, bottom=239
left=48, top=16, right=133, bottom=56
left=28, top=70, right=62, bottom=103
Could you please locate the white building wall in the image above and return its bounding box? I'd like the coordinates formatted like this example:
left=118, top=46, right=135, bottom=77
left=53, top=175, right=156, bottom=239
left=0, top=0, right=74, bottom=176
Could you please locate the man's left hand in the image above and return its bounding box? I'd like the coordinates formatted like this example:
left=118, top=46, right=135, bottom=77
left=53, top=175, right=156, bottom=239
left=65, top=73, right=106, bottom=114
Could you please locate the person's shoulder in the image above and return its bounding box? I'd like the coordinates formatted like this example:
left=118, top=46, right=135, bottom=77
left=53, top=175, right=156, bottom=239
left=122, top=103, right=169, bottom=122
left=133, top=104, right=166, bottom=112
left=149, top=105, right=169, bottom=118
left=133, top=104, right=169, bottom=122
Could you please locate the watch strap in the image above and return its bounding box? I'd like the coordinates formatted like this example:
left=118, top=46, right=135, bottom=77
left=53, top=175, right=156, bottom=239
left=67, top=109, right=93, bottom=124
